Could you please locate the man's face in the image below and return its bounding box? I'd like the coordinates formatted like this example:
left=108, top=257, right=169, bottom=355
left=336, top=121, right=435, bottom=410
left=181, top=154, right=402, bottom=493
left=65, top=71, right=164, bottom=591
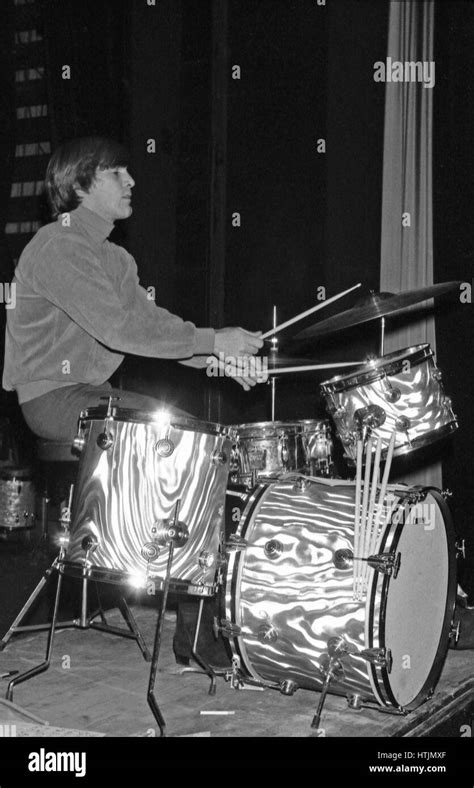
left=77, top=166, right=135, bottom=222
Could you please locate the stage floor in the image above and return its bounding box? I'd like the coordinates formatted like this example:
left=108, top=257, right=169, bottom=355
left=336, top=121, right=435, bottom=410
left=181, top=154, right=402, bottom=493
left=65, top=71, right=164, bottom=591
left=0, top=604, right=473, bottom=739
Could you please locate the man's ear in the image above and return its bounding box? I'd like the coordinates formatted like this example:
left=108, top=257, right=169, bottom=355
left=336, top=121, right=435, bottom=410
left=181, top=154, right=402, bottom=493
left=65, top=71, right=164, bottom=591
left=74, top=184, right=88, bottom=199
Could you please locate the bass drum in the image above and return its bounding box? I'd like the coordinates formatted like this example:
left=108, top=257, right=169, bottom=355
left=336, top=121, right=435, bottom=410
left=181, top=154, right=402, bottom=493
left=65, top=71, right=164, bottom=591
left=223, top=477, right=457, bottom=711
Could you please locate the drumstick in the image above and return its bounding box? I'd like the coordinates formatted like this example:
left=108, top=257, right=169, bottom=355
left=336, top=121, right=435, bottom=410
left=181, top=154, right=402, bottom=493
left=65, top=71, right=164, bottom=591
left=362, top=437, right=383, bottom=593
left=368, top=432, right=396, bottom=576
left=357, top=436, right=373, bottom=600
left=261, top=283, right=361, bottom=339
left=353, top=439, right=363, bottom=599
left=267, top=362, right=363, bottom=375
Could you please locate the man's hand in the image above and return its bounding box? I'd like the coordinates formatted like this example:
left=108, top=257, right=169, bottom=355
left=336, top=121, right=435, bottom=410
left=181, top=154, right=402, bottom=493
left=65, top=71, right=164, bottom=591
left=214, top=327, right=264, bottom=357
left=215, top=356, right=268, bottom=391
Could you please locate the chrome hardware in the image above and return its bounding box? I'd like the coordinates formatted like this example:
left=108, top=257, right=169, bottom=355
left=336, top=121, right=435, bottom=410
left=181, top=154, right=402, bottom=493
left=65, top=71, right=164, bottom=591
left=96, top=431, right=113, bottom=450
left=279, top=434, right=289, bottom=466
left=229, top=446, right=240, bottom=471
left=96, top=396, right=119, bottom=450
left=333, top=406, right=347, bottom=420
left=347, top=693, right=363, bottom=710
left=225, top=534, right=248, bottom=552
left=354, top=404, right=386, bottom=434
left=219, top=619, right=241, bottom=638
left=366, top=551, right=401, bottom=578
left=151, top=519, right=188, bottom=548
left=198, top=550, right=215, bottom=569
left=384, top=387, right=401, bottom=404
left=382, top=372, right=401, bottom=403
left=431, top=368, right=443, bottom=382
left=359, top=647, right=393, bottom=672
left=455, top=539, right=466, bottom=560
left=155, top=438, right=175, bottom=457
left=327, top=636, right=349, bottom=658
left=59, top=484, right=74, bottom=528
left=395, top=415, right=410, bottom=432
left=292, top=477, right=308, bottom=492
left=312, top=647, right=345, bottom=730
left=141, top=542, right=161, bottom=561
left=264, top=539, right=283, bottom=559
left=441, top=489, right=453, bottom=500
left=449, top=619, right=461, bottom=646
left=404, top=487, right=428, bottom=504
left=278, top=679, right=298, bottom=696
left=333, top=548, right=353, bottom=570
left=100, top=395, right=120, bottom=414
left=257, top=622, right=278, bottom=643
left=226, top=654, right=246, bottom=689
left=72, top=435, right=86, bottom=454
left=81, top=533, right=99, bottom=554
left=211, top=449, right=227, bottom=466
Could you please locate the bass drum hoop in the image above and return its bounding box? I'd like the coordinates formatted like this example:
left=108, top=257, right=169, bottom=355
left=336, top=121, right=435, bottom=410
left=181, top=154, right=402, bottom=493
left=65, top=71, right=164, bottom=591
left=224, top=484, right=271, bottom=684
left=367, top=487, right=457, bottom=711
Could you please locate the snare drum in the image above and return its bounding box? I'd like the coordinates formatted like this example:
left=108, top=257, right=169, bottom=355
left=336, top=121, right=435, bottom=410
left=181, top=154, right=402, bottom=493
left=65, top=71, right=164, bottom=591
left=0, top=468, right=36, bottom=531
left=223, top=476, right=456, bottom=711
left=63, top=407, right=235, bottom=595
left=231, top=419, right=333, bottom=484
left=320, top=344, right=458, bottom=462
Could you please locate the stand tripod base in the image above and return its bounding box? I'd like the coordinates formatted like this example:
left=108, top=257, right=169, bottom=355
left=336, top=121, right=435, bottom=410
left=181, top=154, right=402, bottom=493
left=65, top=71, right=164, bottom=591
left=2, top=558, right=152, bottom=701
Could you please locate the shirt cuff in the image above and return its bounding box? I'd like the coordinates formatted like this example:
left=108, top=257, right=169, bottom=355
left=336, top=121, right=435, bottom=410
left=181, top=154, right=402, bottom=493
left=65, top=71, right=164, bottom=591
left=194, top=328, right=216, bottom=355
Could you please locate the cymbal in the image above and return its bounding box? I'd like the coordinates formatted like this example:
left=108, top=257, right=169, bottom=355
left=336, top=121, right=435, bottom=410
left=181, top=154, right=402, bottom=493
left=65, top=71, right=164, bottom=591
left=293, top=281, right=461, bottom=341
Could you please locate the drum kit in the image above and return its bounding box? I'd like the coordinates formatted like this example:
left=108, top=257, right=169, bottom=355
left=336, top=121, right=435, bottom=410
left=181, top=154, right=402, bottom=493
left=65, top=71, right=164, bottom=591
left=2, top=280, right=464, bottom=736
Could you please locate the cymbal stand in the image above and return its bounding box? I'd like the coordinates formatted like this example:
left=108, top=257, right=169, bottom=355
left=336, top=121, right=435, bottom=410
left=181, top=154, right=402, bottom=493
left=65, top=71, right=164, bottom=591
left=270, top=305, right=278, bottom=421
left=379, top=316, right=385, bottom=357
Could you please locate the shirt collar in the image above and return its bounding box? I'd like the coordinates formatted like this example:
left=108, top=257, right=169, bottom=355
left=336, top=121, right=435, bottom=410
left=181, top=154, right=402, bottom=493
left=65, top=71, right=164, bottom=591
left=68, top=204, right=115, bottom=244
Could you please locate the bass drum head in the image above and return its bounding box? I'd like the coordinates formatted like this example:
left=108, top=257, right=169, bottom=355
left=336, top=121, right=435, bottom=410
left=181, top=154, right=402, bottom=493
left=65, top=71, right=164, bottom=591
left=380, top=490, right=456, bottom=709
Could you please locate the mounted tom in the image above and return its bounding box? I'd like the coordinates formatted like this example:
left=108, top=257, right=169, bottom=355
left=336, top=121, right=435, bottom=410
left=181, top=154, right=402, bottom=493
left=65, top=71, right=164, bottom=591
left=320, top=344, right=458, bottom=463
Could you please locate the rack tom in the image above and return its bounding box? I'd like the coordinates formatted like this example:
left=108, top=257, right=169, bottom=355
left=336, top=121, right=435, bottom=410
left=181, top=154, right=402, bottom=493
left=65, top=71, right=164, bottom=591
left=320, top=344, right=458, bottom=462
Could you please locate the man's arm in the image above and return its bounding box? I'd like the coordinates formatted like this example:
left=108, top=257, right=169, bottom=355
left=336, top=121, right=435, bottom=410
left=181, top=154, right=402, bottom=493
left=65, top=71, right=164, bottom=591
left=32, top=235, right=215, bottom=359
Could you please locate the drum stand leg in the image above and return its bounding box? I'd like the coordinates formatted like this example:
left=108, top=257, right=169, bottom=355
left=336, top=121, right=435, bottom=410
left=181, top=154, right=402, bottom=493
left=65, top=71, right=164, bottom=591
left=1, top=559, right=151, bottom=686
left=0, top=557, right=60, bottom=650
left=310, top=637, right=346, bottom=733
left=5, top=565, right=64, bottom=701
left=147, top=541, right=175, bottom=737
left=84, top=578, right=151, bottom=661
left=191, top=598, right=218, bottom=696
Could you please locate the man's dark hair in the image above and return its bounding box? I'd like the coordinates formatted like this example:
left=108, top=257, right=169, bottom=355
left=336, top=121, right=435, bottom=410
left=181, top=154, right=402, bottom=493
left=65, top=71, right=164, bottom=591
left=45, top=136, right=130, bottom=218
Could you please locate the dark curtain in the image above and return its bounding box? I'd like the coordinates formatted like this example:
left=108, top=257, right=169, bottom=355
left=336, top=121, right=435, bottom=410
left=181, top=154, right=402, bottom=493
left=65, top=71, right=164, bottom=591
left=434, top=0, right=474, bottom=600
left=40, top=0, right=127, bottom=149
left=0, top=3, right=17, bottom=393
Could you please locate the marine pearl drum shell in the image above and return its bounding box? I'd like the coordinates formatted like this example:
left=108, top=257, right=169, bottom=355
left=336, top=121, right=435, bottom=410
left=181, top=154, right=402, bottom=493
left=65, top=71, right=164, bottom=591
left=224, top=476, right=456, bottom=710
left=63, top=407, right=235, bottom=595
left=231, top=420, right=333, bottom=484
left=320, top=344, right=458, bottom=462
